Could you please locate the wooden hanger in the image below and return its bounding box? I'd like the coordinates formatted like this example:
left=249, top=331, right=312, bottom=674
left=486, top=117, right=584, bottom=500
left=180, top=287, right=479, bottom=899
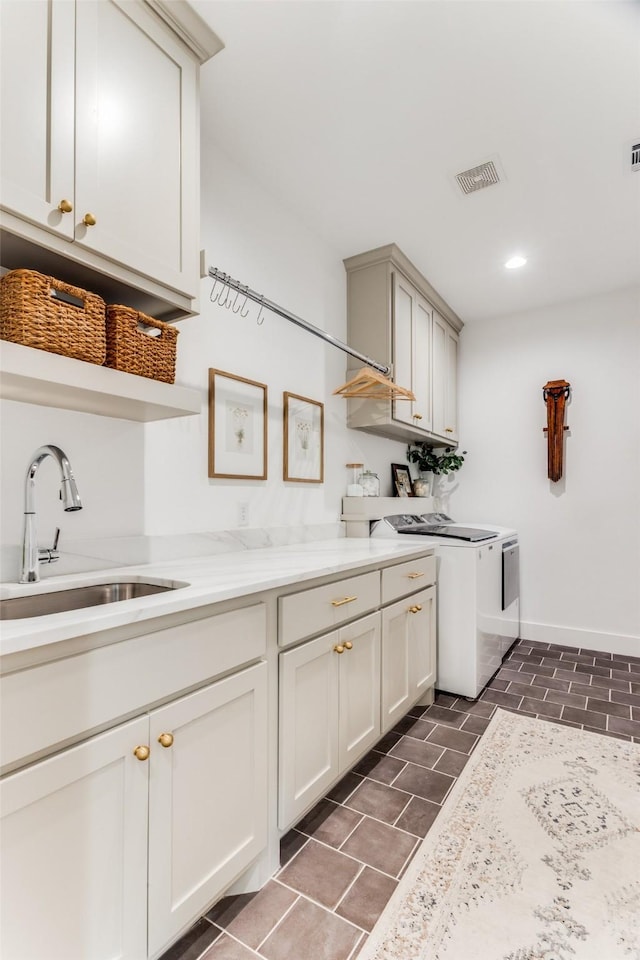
left=333, top=367, right=415, bottom=400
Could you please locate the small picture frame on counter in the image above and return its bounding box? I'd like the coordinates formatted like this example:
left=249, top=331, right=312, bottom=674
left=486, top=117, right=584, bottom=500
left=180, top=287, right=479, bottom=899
left=391, top=463, right=413, bottom=497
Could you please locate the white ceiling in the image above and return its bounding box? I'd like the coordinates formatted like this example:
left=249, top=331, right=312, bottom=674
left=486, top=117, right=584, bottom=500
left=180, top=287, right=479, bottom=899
left=193, top=0, right=640, bottom=323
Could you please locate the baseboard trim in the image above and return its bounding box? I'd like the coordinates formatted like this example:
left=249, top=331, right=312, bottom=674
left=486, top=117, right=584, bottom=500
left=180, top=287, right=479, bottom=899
left=519, top=621, right=640, bottom=658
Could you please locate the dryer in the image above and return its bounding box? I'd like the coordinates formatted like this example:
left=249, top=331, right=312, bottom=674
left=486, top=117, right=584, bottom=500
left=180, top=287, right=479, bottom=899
left=371, top=511, right=520, bottom=698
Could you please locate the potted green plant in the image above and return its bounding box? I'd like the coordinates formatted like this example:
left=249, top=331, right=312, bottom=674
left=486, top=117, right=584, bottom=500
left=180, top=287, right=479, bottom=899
left=406, top=443, right=467, bottom=496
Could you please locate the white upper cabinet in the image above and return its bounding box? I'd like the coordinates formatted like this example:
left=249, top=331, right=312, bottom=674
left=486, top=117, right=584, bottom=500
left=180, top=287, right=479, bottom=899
left=432, top=310, right=459, bottom=443
left=0, top=0, right=76, bottom=238
left=392, top=272, right=433, bottom=433
left=344, top=243, right=463, bottom=446
left=0, top=0, right=223, bottom=319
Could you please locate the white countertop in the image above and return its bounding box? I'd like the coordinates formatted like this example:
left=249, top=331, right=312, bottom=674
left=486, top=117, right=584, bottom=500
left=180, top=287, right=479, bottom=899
left=0, top=538, right=434, bottom=660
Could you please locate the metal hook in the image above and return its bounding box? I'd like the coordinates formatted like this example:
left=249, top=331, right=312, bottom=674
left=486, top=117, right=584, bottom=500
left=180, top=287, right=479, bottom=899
left=231, top=288, right=244, bottom=313
left=209, top=270, right=223, bottom=303
left=256, top=295, right=265, bottom=325
left=219, top=278, right=232, bottom=308
left=239, top=286, right=250, bottom=318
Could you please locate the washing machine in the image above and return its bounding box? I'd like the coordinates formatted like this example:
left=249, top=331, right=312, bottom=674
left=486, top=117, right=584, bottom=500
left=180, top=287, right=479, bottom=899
left=371, top=511, right=520, bottom=698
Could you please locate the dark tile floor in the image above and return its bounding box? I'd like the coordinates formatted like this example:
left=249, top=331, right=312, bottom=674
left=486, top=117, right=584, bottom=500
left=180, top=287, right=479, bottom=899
left=160, top=639, right=640, bottom=960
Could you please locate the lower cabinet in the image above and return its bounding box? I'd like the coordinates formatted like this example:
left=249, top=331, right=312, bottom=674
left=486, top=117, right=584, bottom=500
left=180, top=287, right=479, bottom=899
left=381, top=586, right=437, bottom=731
left=278, top=612, right=381, bottom=829
left=0, top=661, right=268, bottom=960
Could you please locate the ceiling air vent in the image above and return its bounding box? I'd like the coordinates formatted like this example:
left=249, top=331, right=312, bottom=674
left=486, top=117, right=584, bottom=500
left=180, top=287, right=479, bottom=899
left=632, top=142, right=640, bottom=171
left=455, top=160, right=501, bottom=195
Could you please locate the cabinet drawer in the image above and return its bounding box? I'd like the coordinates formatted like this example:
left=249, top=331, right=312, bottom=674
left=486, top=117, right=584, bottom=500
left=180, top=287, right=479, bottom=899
left=1, top=603, right=266, bottom=771
left=381, top=556, right=436, bottom=604
left=278, top=572, right=380, bottom=647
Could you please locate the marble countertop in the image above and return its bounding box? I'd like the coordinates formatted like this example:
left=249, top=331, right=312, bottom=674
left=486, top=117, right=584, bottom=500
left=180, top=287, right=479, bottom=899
left=0, top=538, right=435, bottom=660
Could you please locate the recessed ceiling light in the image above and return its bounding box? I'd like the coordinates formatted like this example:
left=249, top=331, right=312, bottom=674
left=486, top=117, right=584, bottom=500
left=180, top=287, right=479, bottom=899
left=505, top=255, right=527, bottom=269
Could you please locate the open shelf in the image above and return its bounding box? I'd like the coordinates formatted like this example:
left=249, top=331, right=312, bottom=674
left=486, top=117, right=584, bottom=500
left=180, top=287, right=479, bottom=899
left=0, top=341, right=202, bottom=422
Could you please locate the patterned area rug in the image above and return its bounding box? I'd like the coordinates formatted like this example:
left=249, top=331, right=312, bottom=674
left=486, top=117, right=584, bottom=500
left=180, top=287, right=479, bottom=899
left=360, top=709, right=640, bottom=960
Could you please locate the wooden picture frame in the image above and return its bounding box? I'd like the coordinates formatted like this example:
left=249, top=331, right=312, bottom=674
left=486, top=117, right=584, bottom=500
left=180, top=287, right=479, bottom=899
left=391, top=462, right=413, bottom=497
left=283, top=392, right=324, bottom=483
left=208, top=369, right=267, bottom=479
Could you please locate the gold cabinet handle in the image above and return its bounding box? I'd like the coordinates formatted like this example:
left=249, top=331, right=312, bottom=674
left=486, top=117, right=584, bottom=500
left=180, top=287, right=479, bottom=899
left=408, top=604, right=423, bottom=614
left=407, top=572, right=424, bottom=579
left=412, top=413, right=423, bottom=420
left=58, top=199, right=73, bottom=213
left=83, top=213, right=97, bottom=226
left=331, top=596, right=357, bottom=607
left=158, top=732, right=174, bottom=748
left=133, top=745, right=150, bottom=761
left=344, top=641, right=353, bottom=650
left=445, top=427, right=454, bottom=433
left=334, top=644, right=345, bottom=654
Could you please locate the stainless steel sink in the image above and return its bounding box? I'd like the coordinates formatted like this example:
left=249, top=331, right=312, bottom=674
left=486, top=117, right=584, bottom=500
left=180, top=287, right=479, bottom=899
left=0, top=581, right=182, bottom=620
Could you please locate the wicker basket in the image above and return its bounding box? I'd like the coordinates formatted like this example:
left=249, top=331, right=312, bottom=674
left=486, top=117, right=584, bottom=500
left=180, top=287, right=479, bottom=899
left=0, top=269, right=106, bottom=364
left=105, top=305, right=178, bottom=383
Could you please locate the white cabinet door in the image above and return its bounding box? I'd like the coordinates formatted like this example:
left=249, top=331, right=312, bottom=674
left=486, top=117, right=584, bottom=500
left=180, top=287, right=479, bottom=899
left=0, top=716, right=149, bottom=960
left=74, top=0, right=199, bottom=297
left=381, top=587, right=437, bottom=732
left=392, top=272, right=416, bottom=429
left=413, top=294, right=433, bottom=432
left=148, top=662, right=268, bottom=957
left=392, top=273, right=433, bottom=433
left=432, top=311, right=459, bottom=442
left=338, top=612, right=381, bottom=770
left=279, top=632, right=341, bottom=828
left=0, top=0, right=75, bottom=237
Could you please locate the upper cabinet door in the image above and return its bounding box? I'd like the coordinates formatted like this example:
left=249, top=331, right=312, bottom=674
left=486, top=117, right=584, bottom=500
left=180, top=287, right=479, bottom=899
left=432, top=311, right=459, bottom=442
left=74, top=0, right=199, bottom=297
left=392, top=272, right=416, bottom=429
left=0, top=0, right=75, bottom=238
left=413, top=293, right=433, bottom=433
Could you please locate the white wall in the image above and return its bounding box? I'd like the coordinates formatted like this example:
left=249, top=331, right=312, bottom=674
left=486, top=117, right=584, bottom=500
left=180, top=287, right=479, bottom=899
left=144, top=144, right=407, bottom=535
left=450, top=285, right=640, bottom=654
left=0, top=400, right=145, bottom=570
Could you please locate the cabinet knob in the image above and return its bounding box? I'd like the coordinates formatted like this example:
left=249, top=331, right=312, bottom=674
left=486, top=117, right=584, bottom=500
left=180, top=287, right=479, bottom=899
left=58, top=199, right=73, bottom=213
left=343, top=641, right=353, bottom=650
left=408, top=604, right=423, bottom=614
left=334, top=644, right=345, bottom=654
left=412, top=413, right=423, bottom=420
left=83, top=212, right=97, bottom=226
left=158, top=732, right=174, bottom=748
left=133, top=745, right=150, bottom=761
left=331, top=595, right=357, bottom=607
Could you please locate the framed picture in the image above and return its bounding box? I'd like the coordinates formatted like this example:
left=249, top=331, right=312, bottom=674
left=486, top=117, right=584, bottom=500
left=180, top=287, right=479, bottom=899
left=391, top=462, right=413, bottom=497
left=208, top=369, right=267, bottom=479
left=283, top=392, right=324, bottom=483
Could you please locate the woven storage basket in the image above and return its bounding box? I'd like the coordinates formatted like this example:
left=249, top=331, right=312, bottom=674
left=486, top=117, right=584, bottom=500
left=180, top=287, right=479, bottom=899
left=0, top=269, right=106, bottom=364
left=105, top=305, right=178, bottom=383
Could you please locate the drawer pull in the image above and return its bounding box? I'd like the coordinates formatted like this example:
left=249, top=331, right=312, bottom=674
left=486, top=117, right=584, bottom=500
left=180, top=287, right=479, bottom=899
left=445, top=427, right=454, bottom=433
left=331, top=596, right=357, bottom=607
left=344, top=641, right=353, bottom=650
left=407, top=572, right=424, bottom=579
left=133, top=745, right=150, bottom=761
left=334, top=644, right=345, bottom=654
left=158, top=732, right=174, bottom=748
left=412, top=413, right=423, bottom=420
left=408, top=605, right=423, bottom=614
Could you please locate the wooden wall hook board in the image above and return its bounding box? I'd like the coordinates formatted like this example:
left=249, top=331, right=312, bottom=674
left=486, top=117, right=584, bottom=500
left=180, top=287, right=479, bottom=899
left=542, top=379, right=571, bottom=482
